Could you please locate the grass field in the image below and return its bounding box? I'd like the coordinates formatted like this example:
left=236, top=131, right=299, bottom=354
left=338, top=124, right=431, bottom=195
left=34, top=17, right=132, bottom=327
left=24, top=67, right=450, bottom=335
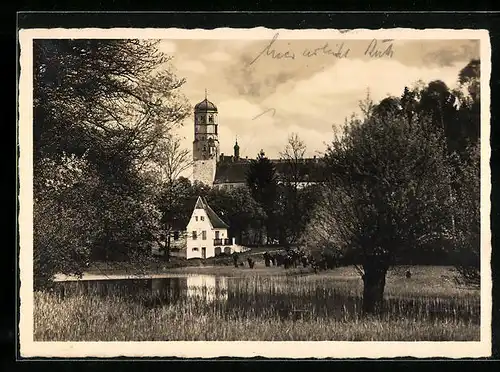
left=34, top=266, right=480, bottom=341
left=35, top=265, right=480, bottom=341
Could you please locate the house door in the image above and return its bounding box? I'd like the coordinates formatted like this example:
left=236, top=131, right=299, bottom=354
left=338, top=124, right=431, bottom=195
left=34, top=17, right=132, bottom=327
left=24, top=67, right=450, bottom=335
left=202, top=247, right=206, bottom=259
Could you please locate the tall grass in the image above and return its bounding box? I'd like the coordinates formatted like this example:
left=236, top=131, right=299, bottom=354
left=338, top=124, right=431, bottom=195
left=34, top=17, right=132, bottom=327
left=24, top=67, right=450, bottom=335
left=34, top=268, right=480, bottom=341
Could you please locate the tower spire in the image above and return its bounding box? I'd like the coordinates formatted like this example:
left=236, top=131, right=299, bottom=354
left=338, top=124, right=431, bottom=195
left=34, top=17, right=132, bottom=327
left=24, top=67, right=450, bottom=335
left=234, top=135, right=240, bottom=160
left=205, top=88, right=207, bottom=100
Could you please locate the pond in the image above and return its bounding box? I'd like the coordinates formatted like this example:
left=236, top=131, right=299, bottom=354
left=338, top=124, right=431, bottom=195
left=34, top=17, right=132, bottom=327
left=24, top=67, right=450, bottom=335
left=53, top=273, right=479, bottom=323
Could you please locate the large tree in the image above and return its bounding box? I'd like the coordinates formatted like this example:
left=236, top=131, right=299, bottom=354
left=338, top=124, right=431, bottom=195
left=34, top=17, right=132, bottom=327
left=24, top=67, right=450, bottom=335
left=246, top=150, right=278, bottom=244
left=33, top=39, right=190, bottom=285
left=306, top=106, right=454, bottom=314
left=276, top=133, right=318, bottom=247
left=207, top=187, right=266, bottom=245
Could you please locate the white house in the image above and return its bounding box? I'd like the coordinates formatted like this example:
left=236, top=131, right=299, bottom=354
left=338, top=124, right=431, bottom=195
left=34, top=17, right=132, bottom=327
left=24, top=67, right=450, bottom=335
left=186, top=196, right=246, bottom=259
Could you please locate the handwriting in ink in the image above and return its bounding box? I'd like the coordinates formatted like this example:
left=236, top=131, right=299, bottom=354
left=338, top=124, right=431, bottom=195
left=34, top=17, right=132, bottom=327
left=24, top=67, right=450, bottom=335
left=303, top=42, right=350, bottom=59
left=252, top=108, right=276, bottom=120
left=248, top=33, right=296, bottom=66
left=364, top=39, right=395, bottom=58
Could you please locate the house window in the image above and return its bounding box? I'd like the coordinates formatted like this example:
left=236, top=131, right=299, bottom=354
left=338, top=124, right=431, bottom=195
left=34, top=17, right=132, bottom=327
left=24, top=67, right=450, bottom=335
left=192, top=247, right=199, bottom=251
left=202, top=231, right=207, bottom=240
left=192, top=231, right=197, bottom=240
left=195, top=216, right=198, bottom=221
left=173, top=231, right=179, bottom=241
left=200, top=216, right=204, bottom=221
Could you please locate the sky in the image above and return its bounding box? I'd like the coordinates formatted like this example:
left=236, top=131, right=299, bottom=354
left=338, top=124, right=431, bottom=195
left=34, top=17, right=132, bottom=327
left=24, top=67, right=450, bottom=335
left=159, top=36, right=480, bottom=160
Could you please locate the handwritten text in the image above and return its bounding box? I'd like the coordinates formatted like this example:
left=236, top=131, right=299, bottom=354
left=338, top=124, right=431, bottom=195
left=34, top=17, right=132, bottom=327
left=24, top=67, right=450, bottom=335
left=248, top=33, right=395, bottom=66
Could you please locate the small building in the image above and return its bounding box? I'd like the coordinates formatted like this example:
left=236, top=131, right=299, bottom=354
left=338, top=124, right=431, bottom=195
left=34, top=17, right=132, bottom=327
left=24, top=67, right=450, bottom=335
left=186, top=196, right=245, bottom=259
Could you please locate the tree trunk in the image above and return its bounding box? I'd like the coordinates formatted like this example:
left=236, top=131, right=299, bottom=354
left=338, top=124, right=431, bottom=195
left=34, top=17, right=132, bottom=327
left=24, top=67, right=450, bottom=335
left=165, top=229, right=171, bottom=262
left=362, top=264, right=387, bottom=314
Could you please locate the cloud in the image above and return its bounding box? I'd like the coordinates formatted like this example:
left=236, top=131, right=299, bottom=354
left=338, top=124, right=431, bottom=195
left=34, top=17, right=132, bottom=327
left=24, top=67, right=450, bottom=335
left=176, top=60, right=207, bottom=74
left=170, top=38, right=477, bottom=162
left=263, top=58, right=464, bottom=132
left=159, top=40, right=177, bottom=54
left=421, top=41, right=480, bottom=67
left=203, top=51, right=232, bottom=62
left=218, top=98, right=264, bottom=119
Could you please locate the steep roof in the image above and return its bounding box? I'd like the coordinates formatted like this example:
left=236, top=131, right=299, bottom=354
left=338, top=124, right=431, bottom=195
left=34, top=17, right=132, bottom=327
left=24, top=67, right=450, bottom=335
left=213, top=158, right=327, bottom=185
left=214, top=161, right=251, bottom=184
left=194, top=196, right=229, bottom=229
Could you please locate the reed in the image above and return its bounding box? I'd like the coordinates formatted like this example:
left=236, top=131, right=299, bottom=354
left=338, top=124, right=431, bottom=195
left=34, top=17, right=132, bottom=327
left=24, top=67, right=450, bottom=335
left=34, top=267, right=480, bottom=341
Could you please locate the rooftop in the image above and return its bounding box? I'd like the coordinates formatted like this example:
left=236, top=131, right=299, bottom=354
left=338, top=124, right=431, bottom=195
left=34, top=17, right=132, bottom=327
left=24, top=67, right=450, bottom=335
left=194, top=98, right=218, bottom=112
left=194, top=196, right=229, bottom=229
left=213, top=158, right=327, bottom=185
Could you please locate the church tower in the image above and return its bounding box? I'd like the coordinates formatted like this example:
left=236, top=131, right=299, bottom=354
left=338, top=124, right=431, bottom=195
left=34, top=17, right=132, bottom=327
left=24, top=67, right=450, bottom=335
left=192, top=91, right=220, bottom=185
left=233, top=137, right=240, bottom=160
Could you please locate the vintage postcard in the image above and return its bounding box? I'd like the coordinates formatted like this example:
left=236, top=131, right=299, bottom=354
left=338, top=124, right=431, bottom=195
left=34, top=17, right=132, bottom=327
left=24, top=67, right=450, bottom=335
left=18, top=27, right=491, bottom=358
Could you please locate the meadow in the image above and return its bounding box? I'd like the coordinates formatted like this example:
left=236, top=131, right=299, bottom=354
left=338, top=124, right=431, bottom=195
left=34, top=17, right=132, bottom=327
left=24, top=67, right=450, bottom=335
left=34, top=266, right=480, bottom=341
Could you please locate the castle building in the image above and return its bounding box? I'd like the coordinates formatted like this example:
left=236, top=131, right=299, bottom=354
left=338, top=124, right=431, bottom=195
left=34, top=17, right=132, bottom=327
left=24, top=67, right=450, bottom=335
left=192, top=94, right=326, bottom=189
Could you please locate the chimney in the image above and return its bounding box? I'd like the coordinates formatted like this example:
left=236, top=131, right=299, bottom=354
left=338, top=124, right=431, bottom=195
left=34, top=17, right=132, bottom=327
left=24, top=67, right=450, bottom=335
left=232, top=237, right=236, bottom=245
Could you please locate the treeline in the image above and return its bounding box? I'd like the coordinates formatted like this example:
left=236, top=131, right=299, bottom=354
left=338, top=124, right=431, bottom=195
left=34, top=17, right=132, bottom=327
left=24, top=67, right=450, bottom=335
left=302, top=59, right=481, bottom=313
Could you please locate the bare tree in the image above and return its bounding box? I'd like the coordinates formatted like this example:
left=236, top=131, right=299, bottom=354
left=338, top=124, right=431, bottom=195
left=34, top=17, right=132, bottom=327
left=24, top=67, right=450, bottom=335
left=148, top=134, right=193, bottom=185
left=279, top=132, right=307, bottom=189
left=276, top=133, right=315, bottom=247
left=142, top=135, right=193, bottom=261
left=359, top=88, right=375, bottom=120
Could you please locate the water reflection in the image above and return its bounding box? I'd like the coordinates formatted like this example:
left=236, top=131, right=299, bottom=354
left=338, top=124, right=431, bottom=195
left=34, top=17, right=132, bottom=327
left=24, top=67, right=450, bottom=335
left=54, top=274, right=479, bottom=324
left=185, top=275, right=228, bottom=302
left=57, top=275, right=229, bottom=305
left=148, top=275, right=228, bottom=302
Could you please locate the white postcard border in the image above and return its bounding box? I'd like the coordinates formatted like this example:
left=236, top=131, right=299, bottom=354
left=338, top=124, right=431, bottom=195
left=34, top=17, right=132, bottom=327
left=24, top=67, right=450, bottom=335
left=18, top=27, right=492, bottom=359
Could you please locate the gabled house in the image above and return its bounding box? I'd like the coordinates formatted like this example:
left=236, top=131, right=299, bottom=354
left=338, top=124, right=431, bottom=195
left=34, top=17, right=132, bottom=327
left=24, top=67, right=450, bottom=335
left=186, top=196, right=245, bottom=259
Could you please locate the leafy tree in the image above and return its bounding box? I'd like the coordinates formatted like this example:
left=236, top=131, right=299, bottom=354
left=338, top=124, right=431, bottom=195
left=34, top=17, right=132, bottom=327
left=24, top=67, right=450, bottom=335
left=207, top=187, right=266, bottom=245
left=458, top=59, right=480, bottom=105
left=33, top=153, right=101, bottom=289
left=449, top=143, right=481, bottom=286
left=33, top=39, right=189, bottom=166
left=246, top=150, right=278, bottom=244
left=398, top=60, right=480, bottom=159
left=305, top=107, right=454, bottom=314
left=33, top=39, right=190, bottom=286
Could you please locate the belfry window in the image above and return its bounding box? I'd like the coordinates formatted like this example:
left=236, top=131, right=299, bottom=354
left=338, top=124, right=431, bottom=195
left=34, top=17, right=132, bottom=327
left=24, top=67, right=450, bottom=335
left=208, top=115, right=214, bottom=123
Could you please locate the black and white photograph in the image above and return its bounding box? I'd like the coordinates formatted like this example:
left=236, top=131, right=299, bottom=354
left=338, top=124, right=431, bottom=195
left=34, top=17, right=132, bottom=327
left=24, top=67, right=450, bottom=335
left=18, top=27, right=491, bottom=358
